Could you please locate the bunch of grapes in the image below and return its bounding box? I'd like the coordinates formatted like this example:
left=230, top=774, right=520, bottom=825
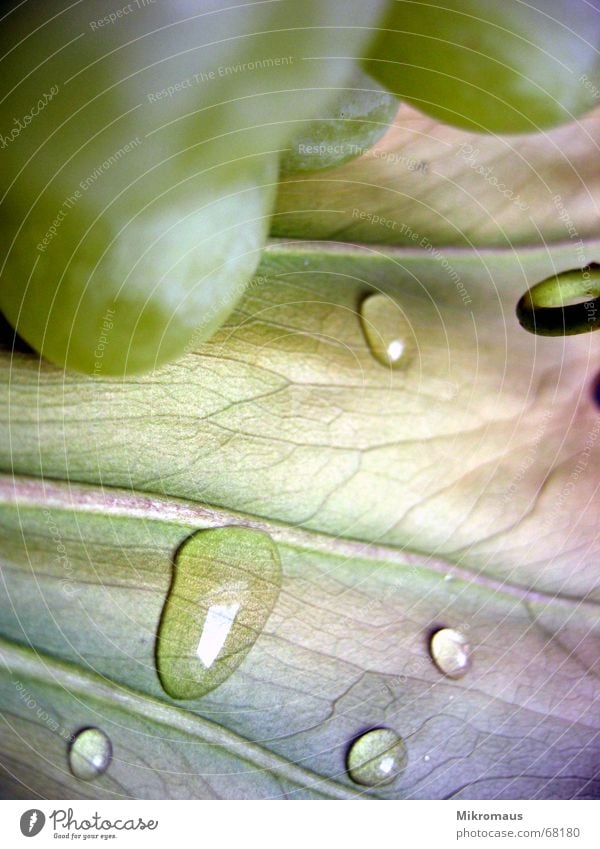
left=1, top=0, right=598, bottom=375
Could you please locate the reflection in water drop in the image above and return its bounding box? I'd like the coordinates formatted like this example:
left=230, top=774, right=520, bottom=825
left=346, top=728, right=408, bottom=787
left=157, top=527, right=282, bottom=699
left=430, top=628, right=472, bottom=679
left=359, top=294, right=415, bottom=368
left=68, top=728, right=112, bottom=780
left=196, top=602, right=241, bottom=668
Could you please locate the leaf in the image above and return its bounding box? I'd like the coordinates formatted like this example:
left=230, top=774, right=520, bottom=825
left=2, top=239, right=600, bottom=596
left=0, top=476, right=598, bottom=799
left=0, top=637, right=351, bottom=799
left=272, top=104, right=600, bottom=248
left=1, top=239, right=599, bottom=798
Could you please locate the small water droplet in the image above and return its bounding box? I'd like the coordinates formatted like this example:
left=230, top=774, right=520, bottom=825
left=346, top=728, right=408, bottom=787
left=68, top=728, right=112, bottom=780
left=157, top=527, right=281, bottom=699
left=360, top=294, right=415, bottom=368
left=424, top=754, right=430, bottom=762
left=444, top=573, right=453, bottom=582
left=430, top=628, right=472, bottom=679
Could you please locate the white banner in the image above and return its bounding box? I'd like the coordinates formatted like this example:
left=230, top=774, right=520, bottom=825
left=0, top=799, right=598, bottom=849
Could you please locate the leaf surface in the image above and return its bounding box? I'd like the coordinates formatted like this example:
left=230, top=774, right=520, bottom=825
left=273, top=104, right=600, bottom=248
left=1, top=236, right=599, bottom=799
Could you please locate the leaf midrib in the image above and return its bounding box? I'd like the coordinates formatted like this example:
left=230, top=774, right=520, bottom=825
left=1, top=472, right=595, bottom=610
left=264, top=235, right=600, bottom=261
left=0, top=636, right=360, bottom=800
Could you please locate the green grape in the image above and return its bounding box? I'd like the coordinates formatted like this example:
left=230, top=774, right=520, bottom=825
left=0, top=1, right=388, bottom=163
left=364, top=0, right=600, bottom=134
left=516, top=267, right=600, bottom=336
left=0, top=157, right=278, bottom=375
left=0, top=0, right=387, bottom=375
left=280, top=72, right=399, bottom=174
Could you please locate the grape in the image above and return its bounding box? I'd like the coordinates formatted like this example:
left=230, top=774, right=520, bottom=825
left=0, top=0, right=388, bottom=375
left=280, top=72, right=398, bottom=174
left=0, top=1, right=388, bottom=157
left=516, top=267, right=600, bottom=336
left=364, top=0, right=600, bottom=134
left=0, top=157, right=278, bottom=375
left=0, top=181, right=263, bottom=377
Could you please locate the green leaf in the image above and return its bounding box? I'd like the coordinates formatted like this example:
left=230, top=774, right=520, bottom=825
left=0, top=637, right=352, bottom=799
left=2, top=240, right=599, bottom=596
left=1, top=239, right=599, bottom=798
left=272, top=104, right=600, bottom=248
left=1, top=475, right=598, bottom=799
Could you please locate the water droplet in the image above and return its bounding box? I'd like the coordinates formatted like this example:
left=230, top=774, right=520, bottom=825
left=157, top=527, right=281, bottom=699
left=360, top=294, right=415, bottom=368
left=346, top=728, right=408, bottom=787
left=430, top=628, right=472, bottom=679
left=424, top=754, right=430, bottom=762
left=68, top=728, right=112, bottom=780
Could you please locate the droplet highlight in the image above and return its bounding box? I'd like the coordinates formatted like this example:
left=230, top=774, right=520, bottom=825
left=346, top=728, right=408, bottom=787
left=68, top=728, right=112, bottom=780
left=430, top=628, right=472, bottom=679
left=360, top=294, right=415, bottom=368
left=157, top=527, right=282, bottom=699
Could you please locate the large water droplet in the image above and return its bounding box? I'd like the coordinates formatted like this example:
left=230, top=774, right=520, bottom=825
left=430, top=628, right=472, bottom=679
left=360, top=294, right=415, bottom=368
left=346, top=728, right=408, bottom=787
left=68, top=728, right=112, bottom=780
left=157, top=527, right=281, bottom=699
